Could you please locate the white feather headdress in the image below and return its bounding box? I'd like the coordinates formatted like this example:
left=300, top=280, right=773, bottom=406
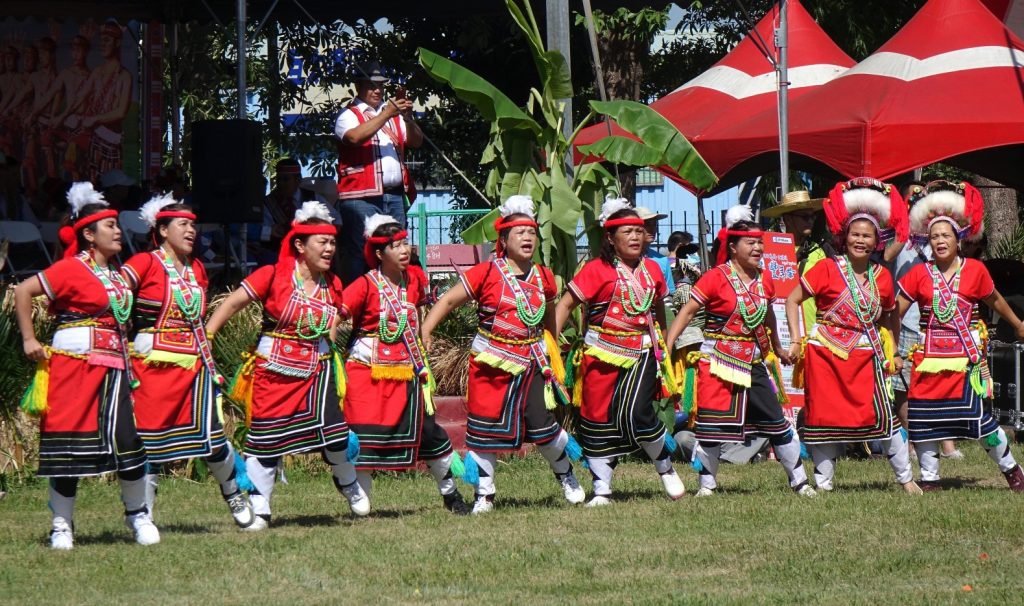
left=294, top=201, right=333, bottom=225
left=138, top=192, right=178, bottom=228
left=724, top=204, right=753, bottom=229
left=66, top=182, right=107, bottom=217
left=598, top=195, right=633, bottom=225
left=363, top=213, right=401, bottom=238
left=842, top=187, right=891, bottom=227
left=499, top=195, right=536, bottom=219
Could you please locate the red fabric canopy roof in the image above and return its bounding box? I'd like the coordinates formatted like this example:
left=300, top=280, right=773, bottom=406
left=574, top=0, right=853, bottom=194
left=705, top=0, right=1024, bottom=189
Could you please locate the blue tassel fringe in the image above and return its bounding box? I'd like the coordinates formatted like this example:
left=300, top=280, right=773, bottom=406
left=565, top=434, right=583, bottom=463
left=347, top=431, right=360, bottom=463
left=461, top=453, right=480, bottom=486
left=234, top=452, right=255, bottom=492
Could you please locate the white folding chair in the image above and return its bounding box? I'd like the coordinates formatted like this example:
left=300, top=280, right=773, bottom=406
left=118, top=210, right=151, bottom=254
left=0, top=221, right=53, bottom=277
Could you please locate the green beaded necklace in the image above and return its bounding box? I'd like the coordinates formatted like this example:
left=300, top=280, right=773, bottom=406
left=292, top=265, right=332, bottom=339
left=374, top=270, right=409, bottom=344
left=614, top=258, right=655, bottom=316
left=840, top=256, right=880, bottom=324
left=86, top=254, right=133, bottom=325
left=930, top=259, right=962, bottom=325
left=160, top=249, right=202, bottom=321
left=728, top=262, right=767, bottom=329
left=498, top=258, right=545, bottom=327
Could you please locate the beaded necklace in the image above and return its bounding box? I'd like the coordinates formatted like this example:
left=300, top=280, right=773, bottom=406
left=839, top=255, right=880, bottom=324
left=373, top=270, right=409, bottom=344
left=929, top=259, right=962, bottom=325
left=727, top=261, right=767, bottom=329
left=292, top=264, right=332, bottom=339
left=496, top=258, right=545, bottom=327
left=84, top=253, right=133, bottom=326
left=159, top=249, right=202, bottom=321
left=613, top=258, right=655, bottom=316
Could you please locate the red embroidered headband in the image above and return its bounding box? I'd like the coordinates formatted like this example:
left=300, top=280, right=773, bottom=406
left=364, top=229, right=409, bottom=268
left=155, top=210, right=196, bottom=222
left=603, top=217, right=644, bottom=229
left=59, top=209, right=120, bottom=259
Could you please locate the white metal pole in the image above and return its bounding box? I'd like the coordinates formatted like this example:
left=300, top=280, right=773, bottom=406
left=776, top=0, right=790, bottom=198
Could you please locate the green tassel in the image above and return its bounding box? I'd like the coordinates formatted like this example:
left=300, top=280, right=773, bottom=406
left=986, top=431, right=1002, bottom=448
left=969, top=364, right=987, bottom=398
left=681, top=366, right=697, bottom=417
left=449, top=451, right=466, bottom=481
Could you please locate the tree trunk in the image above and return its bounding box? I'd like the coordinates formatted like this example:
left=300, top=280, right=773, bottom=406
left=975, top=175, right=1019, bottom=255
left=266, top=22, right=282, bottom=152
left=597, top=33, right=646, bottom=202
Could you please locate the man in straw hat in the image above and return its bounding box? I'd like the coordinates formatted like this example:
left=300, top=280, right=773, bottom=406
left=334, top=60, right=422, bottom=285
left=762, top=190, right=834, bottom=335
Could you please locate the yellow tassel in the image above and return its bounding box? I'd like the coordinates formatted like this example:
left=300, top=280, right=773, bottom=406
left=543, top=330, right=566, bottom=384
left=791, top=339, right=807, bottom=388
left=812, top=333, right=852, bottom=361
left=19, top=358, right=51, bottom=416
left=583, top=345, right=639, bottom=369
left=473, top=351, right=529, bottom=375
left=544, top=382, right=557, bottom=410
left=765, top=351, right=789, bottom=405
left=422, top=382, right=435, bottom=416
left=227, top=353, right=256, bottom=428
left=915, top=356, right=969, bottom=374
left=215, top=392, right=225, bottom=425
left=880, top=327, right=896, bottom=374
left=370, top=364, right=415, bottom=382
left=145, top=350, right=199, bottom=369
left=709, top=358, right=752, bottom=388
left=332, top=350, right=347, bottom=407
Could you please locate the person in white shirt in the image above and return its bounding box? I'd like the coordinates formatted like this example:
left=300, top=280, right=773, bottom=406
left=333, top=61, right=422, bottom=284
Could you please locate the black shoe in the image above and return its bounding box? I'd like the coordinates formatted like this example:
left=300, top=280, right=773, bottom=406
left=443, top=490, right=470, bottom=515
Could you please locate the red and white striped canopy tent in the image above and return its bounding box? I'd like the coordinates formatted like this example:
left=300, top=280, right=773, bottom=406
left=704, top=0, right=1024, bottom=189
left=573, top=0, right=854, bottom=194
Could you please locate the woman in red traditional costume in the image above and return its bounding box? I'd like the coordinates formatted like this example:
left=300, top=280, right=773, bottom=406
left=666, top=204, right=813, bottom=497
left=206, top=202, right=360, bottom=529
left=897, top=180, right=1024, bottom=492
left=339, top=213, right=469, bottom=515
left=554, top=197, right=685, bottom=507
left=422, top=196, right=585, bottom=514
left=121, top=193, right=256, bottom=528
left=15, top=182, right=156, bottom=549
left=785, top=179, right=920, bottom=494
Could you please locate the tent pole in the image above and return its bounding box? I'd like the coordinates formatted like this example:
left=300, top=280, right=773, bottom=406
left=776, top=0, right=790, bottom=203
left=237, top=0, right=247, bottom=119
left=696, top=194, right=709, bottom=269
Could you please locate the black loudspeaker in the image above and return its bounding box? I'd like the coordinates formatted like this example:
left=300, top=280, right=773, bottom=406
left=191, top=119, right=264, bottom=224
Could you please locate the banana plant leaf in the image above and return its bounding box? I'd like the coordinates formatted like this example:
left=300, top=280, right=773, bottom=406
left=506, top=0, right=573, bottom=101
left=418, top=48, right=540, bottom=134
left=460, top=207, right=502, bottom=245
left=589, top=99, right=718, bottom=192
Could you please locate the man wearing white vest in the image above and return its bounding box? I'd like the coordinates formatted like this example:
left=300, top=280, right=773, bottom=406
left=333, top=60, right=422, bottom=284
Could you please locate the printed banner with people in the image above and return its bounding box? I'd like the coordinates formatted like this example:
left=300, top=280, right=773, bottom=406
left=0, top=17, right=140, bottom=216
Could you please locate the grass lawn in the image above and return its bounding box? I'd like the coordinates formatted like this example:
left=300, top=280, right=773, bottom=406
left=1, top=446, right=1022, bottom=605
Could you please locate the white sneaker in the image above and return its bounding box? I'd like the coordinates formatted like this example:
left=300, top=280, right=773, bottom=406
left=585, top=495, right=612, bottom=508
left=471, top=494, right=494, bottom=515
left=559, top=472, right=586, bottom=504
left=941, top=449, right=965, bottom=460
left=50, top=518, right=73, bottom=550
left=795, top=484, right=817, bottom=498
left=816, top=482, right=834, bottom=492
left=694, top=487, right=715, bottom=498
left=225, top=492, right=256, bottom=528
left=125, top=511, right=161, bottom=546
left=660, top=469, right=686, bottom=500
left=242, top=515, right=270, bottom=532
left=340, top=481, right=371, bottom=517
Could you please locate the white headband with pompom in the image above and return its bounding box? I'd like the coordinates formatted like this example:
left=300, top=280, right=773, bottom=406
left=499, top=195, right=536, bottom=219
left=67, top=181, right=108, bottom=217
left=138, top=192, right=178, bottom=228
left=598, top=195, right=632, bottom=225
left=294, top=200, right=333, bottom=224
left=363, top=213, right=401, bottom=238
